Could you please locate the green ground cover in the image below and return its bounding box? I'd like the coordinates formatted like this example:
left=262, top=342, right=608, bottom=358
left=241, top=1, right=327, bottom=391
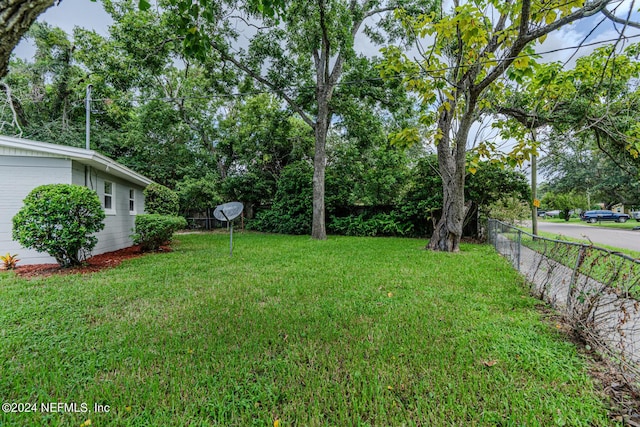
left=0, top=233, right=617, bottom=426
left=527, top=227, right=640, bottom=259
left=504, top=230, right=639, bottom=299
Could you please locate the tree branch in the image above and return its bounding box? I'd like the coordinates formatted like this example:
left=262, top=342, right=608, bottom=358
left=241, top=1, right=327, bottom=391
left=0, top=0, right=57, bottom=79
left=518, top=0, right=532, bottom=36
left=229, top=14, right=273, bottom=30
left=497, top=106, right=550, bottom=128
left=214, top=43, right=316, bottom=129
left=0, top=82, right=24, bottom=136
left=593, top=128, right=638, bottom=178
left=525, top=0, right=611, bottom=42
left=363, top=6, right=396, bottom=21
left=475, top=0, right=612, bottom=95
left=318, top=0, right=331, bottom=85
left=142, top=36, right=184, bottom=62
left=601, top=6, right=640, bottom=30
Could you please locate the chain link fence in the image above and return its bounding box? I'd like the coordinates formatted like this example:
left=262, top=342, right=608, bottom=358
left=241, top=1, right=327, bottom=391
left=488, top=219, right=640, bottom=387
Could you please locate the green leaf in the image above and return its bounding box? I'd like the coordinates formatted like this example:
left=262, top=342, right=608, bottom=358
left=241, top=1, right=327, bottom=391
left=138, top=0, right=151, bottom=11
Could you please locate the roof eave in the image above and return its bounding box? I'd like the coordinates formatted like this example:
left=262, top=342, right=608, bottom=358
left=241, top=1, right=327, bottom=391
left=0, top=135, right=154, bottom=187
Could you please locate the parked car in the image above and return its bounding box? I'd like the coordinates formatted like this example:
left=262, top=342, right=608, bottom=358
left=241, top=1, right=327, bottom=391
left=580, top=210, right=630, bottom=223
left=632, top=211, right=640, bottom=222
left=544, top=210, right=561, bottom=217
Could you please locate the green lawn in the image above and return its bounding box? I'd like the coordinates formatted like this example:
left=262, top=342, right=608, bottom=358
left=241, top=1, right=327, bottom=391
left=0, top=233, right=617, bottom=426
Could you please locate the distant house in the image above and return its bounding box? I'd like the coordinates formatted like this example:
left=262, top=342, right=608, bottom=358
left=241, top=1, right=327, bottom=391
left=611, top=203, right=625, bottom=214
left=0, top=135, right=153, bottom=264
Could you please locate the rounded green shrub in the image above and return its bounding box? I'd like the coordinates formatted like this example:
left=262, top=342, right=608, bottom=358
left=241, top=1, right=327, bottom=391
left=144, top=183, right=180, bottom=216
left=132, top=214, right=187, bottom=252
left=12, top=184, right=106, bottom=267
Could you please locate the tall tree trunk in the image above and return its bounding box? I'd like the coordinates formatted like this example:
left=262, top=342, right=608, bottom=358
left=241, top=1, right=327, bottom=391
left=0, top=0, right=56, bottom=79
left=416, top=0, right=613, bottom=252
left=429, top=149, right=464, bottom=252
left=428, top=98, right=477, bottom=252
left=312, top=94, right=330, bottom=240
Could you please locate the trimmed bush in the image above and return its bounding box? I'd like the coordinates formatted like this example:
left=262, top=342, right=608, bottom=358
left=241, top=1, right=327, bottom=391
left=12, top=184, right=105, bottom=267
left=144, top=183, right=179, bottom=216
left=132, top=214, right=187, bottom=251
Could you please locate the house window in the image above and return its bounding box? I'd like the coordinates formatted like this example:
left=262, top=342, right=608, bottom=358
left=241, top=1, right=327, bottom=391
left=129, top=189, right=136, bottom=214
left=104, top=181, right=115, bottom=214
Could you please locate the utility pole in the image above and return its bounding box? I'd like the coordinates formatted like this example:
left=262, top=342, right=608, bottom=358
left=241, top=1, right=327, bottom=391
left=531, top=153, right=538, bottom=236
left=85, top=84, right=92, bottom=150
left=531, top=129, right=538, bottom=237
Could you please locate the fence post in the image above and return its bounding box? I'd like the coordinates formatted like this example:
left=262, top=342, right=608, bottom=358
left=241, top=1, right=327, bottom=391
left=493, top=219, right=497, bottom=245
left=567, top=246, right=586, bottom=313
left=516, top=229, right=522, bottom=272
left=488, top=219, right=493, bottom=245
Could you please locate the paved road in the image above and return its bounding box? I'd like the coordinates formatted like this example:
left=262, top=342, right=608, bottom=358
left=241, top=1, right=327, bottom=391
left=536, top=221, right=640, bottom=253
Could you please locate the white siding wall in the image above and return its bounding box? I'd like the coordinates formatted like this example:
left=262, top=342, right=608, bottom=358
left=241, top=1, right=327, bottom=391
left=0, top=156, right=72, bottom=264
left=71, top=161, right=86, bottom=187
left=72, top=162, right=146, bottom=255
left=0, top=157, right=147, bottom=265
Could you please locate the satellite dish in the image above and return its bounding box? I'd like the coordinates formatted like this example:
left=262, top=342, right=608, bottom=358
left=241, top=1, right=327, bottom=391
left=213, top=201, right=244, bottom=257
left=213, top=201, right=243, bottom=222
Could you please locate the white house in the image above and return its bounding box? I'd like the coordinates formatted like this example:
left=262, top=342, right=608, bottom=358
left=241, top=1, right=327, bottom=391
left=0, top=135, right=154, bottom=264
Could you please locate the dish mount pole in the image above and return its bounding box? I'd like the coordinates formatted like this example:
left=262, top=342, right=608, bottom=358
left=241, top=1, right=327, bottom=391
left=213, top=202, right=243, bottom=257
left=220, top=210, right=233, bottom=257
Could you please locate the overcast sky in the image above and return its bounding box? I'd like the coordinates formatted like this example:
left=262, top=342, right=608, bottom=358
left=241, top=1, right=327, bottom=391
left=13, top=0, right=113, bottom=59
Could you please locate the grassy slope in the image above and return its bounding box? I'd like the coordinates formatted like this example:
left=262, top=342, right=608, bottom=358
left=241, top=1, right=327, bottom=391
left=541, top=217, right=640, bottom=230
left=0, top=233, right=616, bottom=426
left=539, top=232, right=640, bottom=259
left=526, top=225, right=640, bottom=258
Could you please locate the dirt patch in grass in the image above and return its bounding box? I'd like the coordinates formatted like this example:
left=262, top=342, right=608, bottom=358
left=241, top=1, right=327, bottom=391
left=537, top=304, right=640, bottom=424
left=10, top=245, right=170, bottom=278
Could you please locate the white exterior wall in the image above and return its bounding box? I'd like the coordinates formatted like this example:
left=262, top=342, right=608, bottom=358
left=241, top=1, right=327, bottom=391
left=72, top=161, right=146, bottom=255
left=0, top=155, right=147, bottom=265
left=0, top=156, right=73, bottom=264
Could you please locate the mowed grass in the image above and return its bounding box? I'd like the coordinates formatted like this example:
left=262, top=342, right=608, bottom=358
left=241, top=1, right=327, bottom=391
left=0, top=233, right=617, bottom=426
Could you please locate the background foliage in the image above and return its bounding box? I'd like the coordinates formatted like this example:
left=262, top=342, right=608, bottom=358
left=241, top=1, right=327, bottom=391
left=6, top=0, right=638, bottom=240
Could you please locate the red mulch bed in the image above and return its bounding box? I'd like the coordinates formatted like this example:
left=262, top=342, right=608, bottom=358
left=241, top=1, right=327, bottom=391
left=9, top=245, right=169, bottom=278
